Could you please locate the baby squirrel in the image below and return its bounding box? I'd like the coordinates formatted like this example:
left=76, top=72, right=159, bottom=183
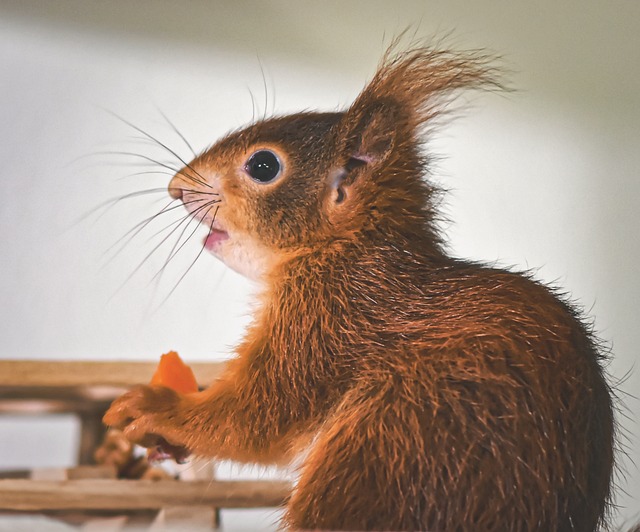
left=104, top=46, right=615, bottom=531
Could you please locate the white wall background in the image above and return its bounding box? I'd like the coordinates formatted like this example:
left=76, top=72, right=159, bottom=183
left=0, top=0, right=638, bottom=529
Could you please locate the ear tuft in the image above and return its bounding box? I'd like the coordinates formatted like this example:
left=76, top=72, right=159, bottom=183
left=340, top=41, right=503, bottom=166
left=331, top=41, right=502, bottom=202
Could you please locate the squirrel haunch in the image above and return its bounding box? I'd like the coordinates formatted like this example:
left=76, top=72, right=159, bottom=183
left=106, top=45, right=615, bottom=531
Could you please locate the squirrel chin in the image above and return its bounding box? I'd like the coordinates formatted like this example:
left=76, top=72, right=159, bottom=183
left=207, top=231, right=275, bottom=282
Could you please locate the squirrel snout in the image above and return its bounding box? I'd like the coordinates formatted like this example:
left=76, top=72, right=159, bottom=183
left=167, top=171, right=184, bottom=199
left=168, top=172, right=184, bottom=199
left=168, top=185, right=183, bottom=200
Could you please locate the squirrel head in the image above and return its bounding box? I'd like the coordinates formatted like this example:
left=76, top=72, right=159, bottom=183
left=169, top=46, right=499, bottom=280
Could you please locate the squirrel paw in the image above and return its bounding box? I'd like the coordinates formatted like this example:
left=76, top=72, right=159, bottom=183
left=103, top=385, right=187, bottom=455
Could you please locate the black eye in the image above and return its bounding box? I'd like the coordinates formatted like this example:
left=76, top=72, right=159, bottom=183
left=244, top=150, right=282, bottom=183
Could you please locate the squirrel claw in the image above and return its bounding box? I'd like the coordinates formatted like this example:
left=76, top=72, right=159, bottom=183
left=148, top=441, right=191, bottom=464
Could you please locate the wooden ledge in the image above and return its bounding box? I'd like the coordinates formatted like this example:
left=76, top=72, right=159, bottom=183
left=0, top=479, right=291, bottom=511
left=0, top=360, right=225, bottom=389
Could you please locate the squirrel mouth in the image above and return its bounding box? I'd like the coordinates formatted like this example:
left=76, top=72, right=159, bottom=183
left=204, top=228, right=230, bottom=250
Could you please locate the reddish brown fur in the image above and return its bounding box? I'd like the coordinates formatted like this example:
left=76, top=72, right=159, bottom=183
left=104, top=45, right=615, bottom=531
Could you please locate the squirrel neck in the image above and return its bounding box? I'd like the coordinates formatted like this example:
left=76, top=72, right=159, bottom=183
left=263, top=228, right=453, bottom=344
left=273, top=223, right=450, bottom=289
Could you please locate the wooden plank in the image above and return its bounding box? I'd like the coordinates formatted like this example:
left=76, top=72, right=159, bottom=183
left=0, top=360, right=225, bottom=388
left=0, top=469, right=31, bottom=479
left=152, top=505, right=219, bottom=529
left=81, top=515, right=129, bottom=531
left=0, top=387, right=124, bottom=404
left=29, top=466, right=117, bottom=480
left=78, top=410, right=109, bottom=465
left=0, top=479, right=291, bottom=511
left=0, top=398, right=95, bottom=413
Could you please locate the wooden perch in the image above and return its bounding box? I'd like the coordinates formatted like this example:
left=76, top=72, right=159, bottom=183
left=0, top=360, right=224, bottom=391
left=0, top=479, right=291, bottom=511
left=0, top=359, right=288, bottom=530
left=0, top=360, right=227, bottom=464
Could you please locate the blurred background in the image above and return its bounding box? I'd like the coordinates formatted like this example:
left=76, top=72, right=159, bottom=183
left=1, top=0, right=638, bottom=529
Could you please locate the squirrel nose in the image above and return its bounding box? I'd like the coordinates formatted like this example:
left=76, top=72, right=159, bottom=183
left=168, top=173, right=184, bottom=199
left=168, top=185, right=183, bottom=199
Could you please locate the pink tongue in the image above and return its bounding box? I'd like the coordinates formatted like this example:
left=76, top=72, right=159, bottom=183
left=204, top=229, right=229, bottom=250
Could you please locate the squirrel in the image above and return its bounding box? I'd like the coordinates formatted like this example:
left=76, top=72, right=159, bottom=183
left=104, top=45, right=615, bottom=531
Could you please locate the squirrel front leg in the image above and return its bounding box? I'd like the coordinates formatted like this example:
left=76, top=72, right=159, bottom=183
left=104, top=340, right=318, bottom=465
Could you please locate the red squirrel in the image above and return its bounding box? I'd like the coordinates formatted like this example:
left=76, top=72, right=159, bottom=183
left=104, top=45, right=615, bottom=531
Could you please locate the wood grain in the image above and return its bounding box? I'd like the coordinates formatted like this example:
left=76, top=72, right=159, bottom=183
left=0, top=360, right=225, bottom=388
left=0, top=479, right=291, bottom=510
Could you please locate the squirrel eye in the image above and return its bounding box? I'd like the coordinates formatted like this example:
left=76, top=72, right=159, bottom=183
left=244, top=150, right=282, bottom=183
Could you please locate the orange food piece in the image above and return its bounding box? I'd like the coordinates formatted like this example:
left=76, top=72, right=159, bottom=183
left=150, top=351, right=198, bottom=394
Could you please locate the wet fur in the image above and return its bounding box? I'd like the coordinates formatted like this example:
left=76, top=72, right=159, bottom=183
left=105, top=44, right=615, bottom=530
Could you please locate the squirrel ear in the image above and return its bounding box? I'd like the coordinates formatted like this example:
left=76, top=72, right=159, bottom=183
left=329, top=104, right=398, bottom=207
left=346, top=102, right=398, bottom=168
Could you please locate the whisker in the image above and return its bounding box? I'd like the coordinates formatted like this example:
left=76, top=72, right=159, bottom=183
left=247, top=86, right=257, bottom=124
left=106, top=151, right=209, bottom=192
left=131, top=192, right=222, bottom=247
left=87, top=150, right=204, bottom=185
left=257, top=56, right=269, bottom=120
left=108, top=199, right=216, bottom=298
left=142, top=211, right=197, bottom=245
left=153, top=104, right=198, bottom=158
left=102, top=195, right=214, bottom=262
left=159, top=205, right=220, bottom=306
left=144, top=198, right=221, bottom=246
left=102, top=198, right=177, bottom=262
left=72, top=159, right=176, bottom=174
left=104, top=110, right=211, bottom=189
left=149, top=211, right=208, bottom=287
left=82, top=148, right=206, bottom=189
left=270, top=71, right=276, bottom=115
left=121, top=169, right=176, bottom=178
left=113, top=167, right=184, bottom=183
left=71, top=187, right=170, bottom=228
left=82, top=150, right=204, bottom=188
left=149, top=198, right=221, bottom=286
